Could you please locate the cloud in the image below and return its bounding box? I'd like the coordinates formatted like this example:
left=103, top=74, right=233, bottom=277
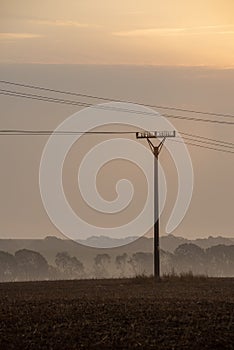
left=30, top=19, right=99, bottom=28
left=0, top=33, right=43, bottom=40
left=113, top=28, right=187, bottom=37
left=113, top=25, right=234, bottom=37
left=217, top=31, right=234, bottom=34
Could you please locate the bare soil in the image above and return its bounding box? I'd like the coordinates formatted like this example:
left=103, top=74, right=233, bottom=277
left=0, top=277, right=233, bottom=349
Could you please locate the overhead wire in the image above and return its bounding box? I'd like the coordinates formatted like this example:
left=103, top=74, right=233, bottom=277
left=0, top=129, right=233, bottom=154
left=179, top=132, right=234, bottom=147
left=1, top=88, right=234, bottom=125
left=1, top=79, right=234, bottom=119
left=0, top=80, right=234, bottom=154
left=178, top=136, right=234, bottom=150
left=0, top=129, right=136, bottom=135
left=168, top=139, right=234, bottom=154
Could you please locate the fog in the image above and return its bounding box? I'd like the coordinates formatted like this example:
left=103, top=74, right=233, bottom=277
left=0, top=64, right=233, bottom=240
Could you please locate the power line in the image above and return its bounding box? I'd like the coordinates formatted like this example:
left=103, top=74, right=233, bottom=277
left=1, top=88, right=234, bottom=125
left=1, top=81, right=234, bottom=151
left=179, top=136, right=234, bottom=150
left=169, top=139, right=234, bottom=154
left=0, top=129, right=233, bottom=154
left=180, top=132, right=234, bottom=147
left=0, top=129, right=233, bottom=147
left=0, top=130, right=136, bottom=135
left=0, top=90, right=87, bottom=107
left=1, top=79, right=234, bottom=119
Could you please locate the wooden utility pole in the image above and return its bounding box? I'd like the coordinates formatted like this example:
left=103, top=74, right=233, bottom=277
left=136, top=131, right=176, bottom=279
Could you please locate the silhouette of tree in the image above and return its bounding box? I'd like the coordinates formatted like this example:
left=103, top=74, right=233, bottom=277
left=93, top=254, right=111, bottom=278
left=15, top=249, right=49, bottom=281
left=0, top=251, right=17, bottom=282
left=206, top=245, right=234, bottom=277
left=173, top=243, right=206, bottom=274
left=115, top=253, right=128, bottom=277
left=48, top=265, right=61, bottom=280
left=160, top=249, right=174, bottom=275
left=129, top=252, right=153, bottom=276
left=55, top=252, right=84, bottom=279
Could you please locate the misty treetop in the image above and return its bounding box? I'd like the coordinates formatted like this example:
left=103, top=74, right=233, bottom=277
left=0, top=243, right=233, bottom=282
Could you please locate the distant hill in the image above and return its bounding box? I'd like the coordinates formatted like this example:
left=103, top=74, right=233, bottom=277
left=191, top=236, right=234, bottom=249
left=161, top=234, right=234, bottom=252
left=0, top=235, right=233, bottom=266
left=77, top=234, right=234, bottom=252
left=77, top=235, right=138, bottom=248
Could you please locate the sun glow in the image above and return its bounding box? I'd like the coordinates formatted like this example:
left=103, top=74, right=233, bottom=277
left=1, top=0, right=234, bottom=67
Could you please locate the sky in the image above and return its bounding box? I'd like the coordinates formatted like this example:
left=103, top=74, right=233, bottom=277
left=0, top=1, right=233, bottom=240
left=1, top=0, right=234, bottom=67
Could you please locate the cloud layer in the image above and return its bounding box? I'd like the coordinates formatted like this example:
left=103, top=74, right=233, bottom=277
left=113, top=25, right=234, bottom=37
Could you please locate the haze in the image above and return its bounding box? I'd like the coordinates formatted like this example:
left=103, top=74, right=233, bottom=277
left=0, top=1, right=233, bottom=239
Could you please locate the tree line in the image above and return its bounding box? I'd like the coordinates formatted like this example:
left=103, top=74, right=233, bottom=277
left=0, top=243, right=233, bottom=282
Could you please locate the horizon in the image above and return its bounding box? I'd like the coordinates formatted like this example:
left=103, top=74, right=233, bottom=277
left=1, top=1, right=234, bottom=242
left=1, top=233, right=233, bottom=240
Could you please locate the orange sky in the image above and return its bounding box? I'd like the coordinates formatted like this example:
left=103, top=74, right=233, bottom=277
left=1, top=0, right=234, bottom=66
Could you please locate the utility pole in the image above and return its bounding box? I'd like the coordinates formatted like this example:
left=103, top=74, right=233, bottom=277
left=136, top=131, right=176, bottom=279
